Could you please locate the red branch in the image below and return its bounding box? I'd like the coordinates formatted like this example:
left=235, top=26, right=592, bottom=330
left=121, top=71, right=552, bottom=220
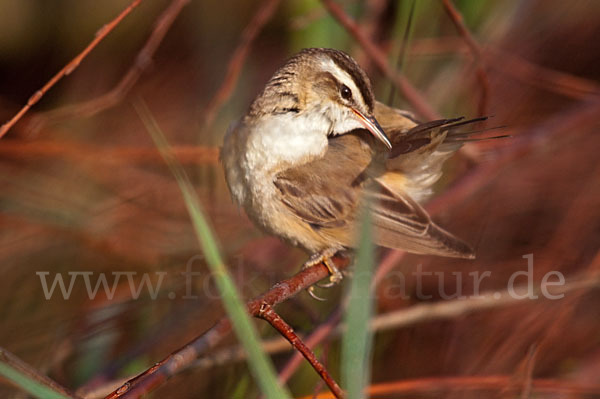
left=487, top=47, right=600, bottom=100
left=27, top=0, right=190, bottom=134
left=0, top=0, right=144, bottom=139
left=441, top=0, right=490, bottom=116
left=0, top=140, right=219, bottom=165
left=104, top=255, right=351, bottom=399
left=203, top=0, right=281, bottom=128
left=257, top=303, right=345, bottom=399
left=278, top=250, right=406, bottom=384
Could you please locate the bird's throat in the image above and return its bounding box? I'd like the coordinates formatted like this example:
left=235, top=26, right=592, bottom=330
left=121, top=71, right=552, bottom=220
left=246, top=112, right=329, bottom=175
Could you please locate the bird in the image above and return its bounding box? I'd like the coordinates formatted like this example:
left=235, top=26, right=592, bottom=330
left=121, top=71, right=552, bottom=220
left=221, top=48, right=492, bottom=284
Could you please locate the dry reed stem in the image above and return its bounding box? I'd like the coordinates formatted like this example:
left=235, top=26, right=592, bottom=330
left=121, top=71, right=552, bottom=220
left=487, top=47, right=600, bottom=99
left=0, top=0, right=143, bottom=139
left=27, top=0, right=190, bottom=134
left=299, top=375, right=600, bottom=399
left=0, top=140, right=219, bottom=165
left=380, top=36, right=600, bottom=99
left=368, top=269, right=600, bottom=333
left=441, top=0, right=490, bottom=116
left=518, top=345, right=539, bottom=399
left=203, top=0, right=281, bottom=129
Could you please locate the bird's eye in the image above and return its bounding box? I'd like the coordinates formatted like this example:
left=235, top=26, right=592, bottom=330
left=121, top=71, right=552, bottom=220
left=340, top=84, right=352, bottom=100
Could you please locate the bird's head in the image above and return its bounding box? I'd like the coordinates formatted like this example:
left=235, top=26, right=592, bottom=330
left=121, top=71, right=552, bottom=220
left=249, top=48, right=392, bottom=150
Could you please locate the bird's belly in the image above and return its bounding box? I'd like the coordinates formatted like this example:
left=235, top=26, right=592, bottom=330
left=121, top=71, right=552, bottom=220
left=243, top=179, right=334, bottom=253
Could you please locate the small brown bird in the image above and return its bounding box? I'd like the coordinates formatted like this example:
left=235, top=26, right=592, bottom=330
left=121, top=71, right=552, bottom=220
left=221, top=48, right=482, bottom=282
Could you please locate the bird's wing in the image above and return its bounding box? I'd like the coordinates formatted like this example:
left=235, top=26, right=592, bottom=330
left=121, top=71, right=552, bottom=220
left=273, top=132, right=372, bottom=230
left=368, top=176, right=475, bottom=259
left=274, top=130, right=475, bottom=258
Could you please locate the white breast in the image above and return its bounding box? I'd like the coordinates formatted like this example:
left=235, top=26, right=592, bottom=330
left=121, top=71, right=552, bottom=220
left=245, top=112, right=328, bottom=175
left=222, top=112, right=329, bottom=234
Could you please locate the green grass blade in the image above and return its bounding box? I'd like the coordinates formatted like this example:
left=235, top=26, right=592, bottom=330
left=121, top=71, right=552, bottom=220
left=134, top=100, right=290, bottom=399
left=341, top=203, right=375, bottom=399
left=0, top=356, right=67, bottom=399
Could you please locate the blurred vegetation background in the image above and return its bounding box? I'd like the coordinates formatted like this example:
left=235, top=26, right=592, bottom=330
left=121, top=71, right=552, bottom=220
left=1, top=0, right=599, bottom=398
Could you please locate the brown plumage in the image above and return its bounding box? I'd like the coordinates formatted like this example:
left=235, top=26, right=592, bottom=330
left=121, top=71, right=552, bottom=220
left=222, top=48, right=490, bottom=274
left=273, top=111, right=478, bottom=259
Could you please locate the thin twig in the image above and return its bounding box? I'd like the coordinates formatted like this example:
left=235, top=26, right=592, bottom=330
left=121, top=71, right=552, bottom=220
left=27, top=0, right=190, bottom=134
left=386, top=36, right=600, bottom=100
left=257, top=303, right=345, bottom=399
left=487, top=47, right=600, bottom=100
left=0, top=347, right=82, bottom=399
left=0, top=0, right=144, bottom=139
left=278, top=307, right=343, bottom=385
left=441, top=0, right=490, bottom=116
left=519, top=345, right=539, bottom=399
left=190, top=263, right=600, bottom=374
left=297, top=375, right=600, bottom=399
left=400, top=37, right=600, bottom=99
left=103, top=254, right=351, bottom=399
left=425, top=96, right=600, bottom=217
left=0, top=140, right=219, bottom=165
left=388, top=0, right=417, bottom=106
left=279, top=249, right=405, bottom=384
left=290, top=6, right=327, bottom=30
left=369, top=272, right=600, bottom=333
left=203, top=0, right=281, bottom=128
left=89, top=262, right=600, bottom=398
left=321, top=0, right=440, bottom=120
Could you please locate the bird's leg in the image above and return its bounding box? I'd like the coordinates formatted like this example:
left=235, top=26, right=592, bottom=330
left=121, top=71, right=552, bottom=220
left=317, top=257, right=343, bottom=288
left=303, top=248, right=344, bottom=293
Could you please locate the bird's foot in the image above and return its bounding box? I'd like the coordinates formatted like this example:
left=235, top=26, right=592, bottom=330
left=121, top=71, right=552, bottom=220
left=303, top=248, right=344, bottom=300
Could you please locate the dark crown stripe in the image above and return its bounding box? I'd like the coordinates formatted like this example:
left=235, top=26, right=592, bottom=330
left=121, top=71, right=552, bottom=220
left=321, top=49, right=375, bottom=112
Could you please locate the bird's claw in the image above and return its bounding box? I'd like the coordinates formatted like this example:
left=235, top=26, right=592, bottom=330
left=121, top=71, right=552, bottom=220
left=316, top=257, right=343, bottom=287
left=307, top=286, right=327, bottom=301
left=303, top=249, right=344, bottom=299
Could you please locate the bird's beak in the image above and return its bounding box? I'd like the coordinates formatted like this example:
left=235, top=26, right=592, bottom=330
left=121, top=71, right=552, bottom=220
left=351, top=108, right=392, bottom=150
